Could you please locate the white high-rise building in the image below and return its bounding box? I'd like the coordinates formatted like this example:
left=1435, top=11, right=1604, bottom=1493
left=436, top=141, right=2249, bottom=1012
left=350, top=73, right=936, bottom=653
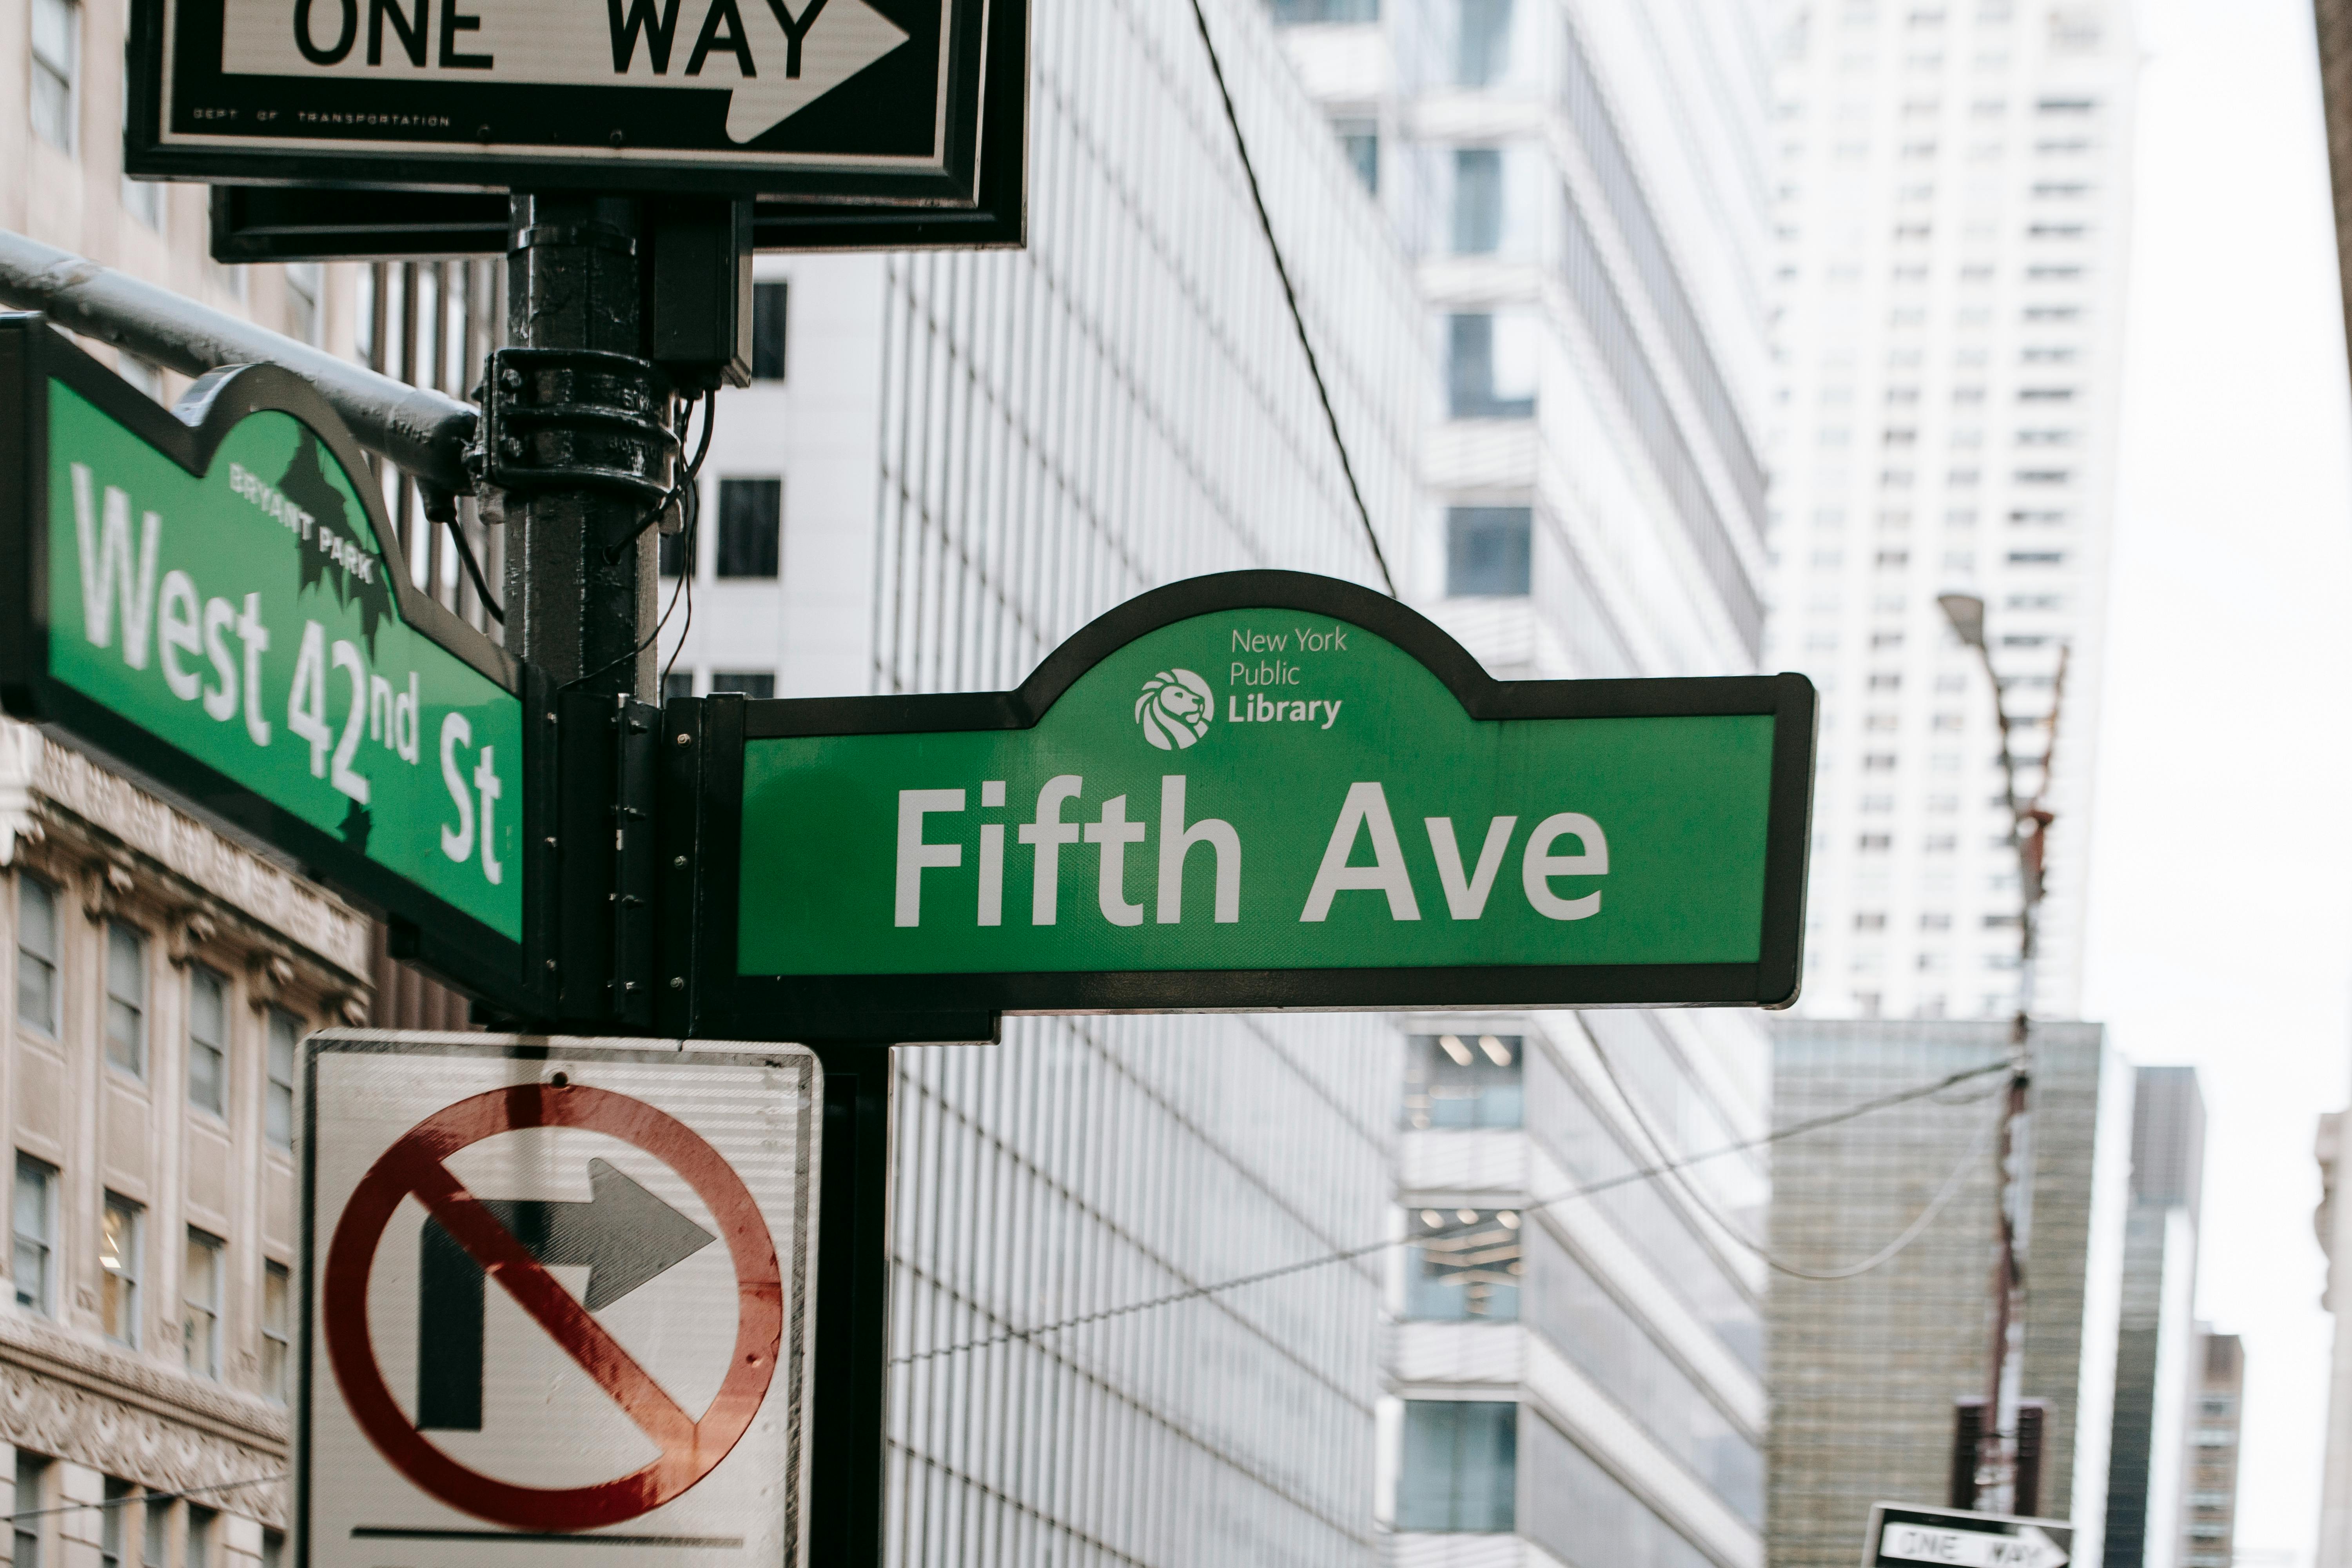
left=1274, top=4, right=1779, bottom=1566
left=1764, top=0, right=2140, bottom=1022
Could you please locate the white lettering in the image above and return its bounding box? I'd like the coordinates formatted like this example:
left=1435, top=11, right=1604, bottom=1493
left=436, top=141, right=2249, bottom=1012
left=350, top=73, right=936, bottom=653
left=201, top=598, right=240, bottom=723
left=70, top=468, right=160, bottom=667
left=329, top=639, right=371, bottom=803
left=1301, top=782, right=1421, bottom=922
left=1426, top=816, right=1517, bottom=919
left=1522, top=812, right=1607, bottom=920
left=158, top=572, right=203, bottom=701
left=438, top=711, right=474, bottom=863
left=474, top=744, right=503, bottom=884
left=1017, top=775, right=1085, bottom=925
left=1082, top=794, right=1147, bottom=927
left=893, top=788, right=965, bottom=927
left=1156, top=776, right=1240, bottom=924
left=236, top=595, right=272, bottom=746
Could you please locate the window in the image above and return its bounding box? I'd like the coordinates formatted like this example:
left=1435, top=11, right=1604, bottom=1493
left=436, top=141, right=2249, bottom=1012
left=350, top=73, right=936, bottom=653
left=1452, top=149, right=1503, bottom=254
left=17, top=878, right=57, bottom=1034
left=285, top=263, right=322, bottom=346
left=183, top=1230, right=222, bottom=1378
left=101, top=1477, right=133, bottom=1568
left=750, top=282, right=788, bottom=380
left=661, top=671, right=695, bottom=703
left=29, top=0, right=78, bottom=153
left=1268, top=0, right=1379, bottom=18
left=188, top=967, right=227, bottom=1117
left=1333, top=118, right=1377, bottom=193
left=1447, top=314, right=1537, bottom=419
left=262, top=1261, right=291, bottom=1400
left=1456, top=0, right=1512, bottom=86
left=1400, top=1033, right=1522, bottom=1130
left=105, top=923, right=146, bottom=1076
left=710, top=672, right=775, bottom=699
left=100, top=1195, right=139, bottom=1346
left=185, top=1506, right=212, bottom=1568
left=1446, top=508, right=1532, bottom=597
left=13, top=1156, right=53, bottom=1315
left=1396, top=1401, right=1515, bottom=1532
left=714, top=478, right=781, bottom=578
left=261, top=1530, right=284, bottom=1568
left=266, top=1009, right=299, bottom=1151
left=1405, top=1208, right=1521, bottom=1320
left=142, top=1497, right=167, bottom=1568
left=13, top=1451, right=44, bottom=1568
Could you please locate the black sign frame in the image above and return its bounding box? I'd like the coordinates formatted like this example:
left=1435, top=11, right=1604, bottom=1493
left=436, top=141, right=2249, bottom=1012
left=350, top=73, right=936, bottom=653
left=0, top=316, right=550, bottom=1014
left=1862, top=1503, right=2076, bottom=1568
left=655, top=570, right=1818, bottom=1045
left=128, top=0, right=1022, bottom=205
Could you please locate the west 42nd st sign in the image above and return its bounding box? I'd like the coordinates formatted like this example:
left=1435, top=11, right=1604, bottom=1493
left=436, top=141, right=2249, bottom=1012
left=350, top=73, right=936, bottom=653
left=0, top=316, right=533, bottom=1007
left=668, top=573, right=1817, bottom=1041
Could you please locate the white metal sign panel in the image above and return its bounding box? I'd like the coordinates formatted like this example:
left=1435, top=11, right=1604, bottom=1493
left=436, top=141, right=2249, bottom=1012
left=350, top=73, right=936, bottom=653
left=1864, top=1504, right=2073, bottom=1568
left=298, top=1032, right=820, bottom=1566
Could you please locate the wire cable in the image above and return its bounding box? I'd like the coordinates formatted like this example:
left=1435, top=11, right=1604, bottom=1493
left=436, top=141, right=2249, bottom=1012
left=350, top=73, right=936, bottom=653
left=893, top=1056, right=2013, bottom=1365
left=1187, top=0, right=1397, bottom=597
left=1587, top=1034, right=2005, bottom=1281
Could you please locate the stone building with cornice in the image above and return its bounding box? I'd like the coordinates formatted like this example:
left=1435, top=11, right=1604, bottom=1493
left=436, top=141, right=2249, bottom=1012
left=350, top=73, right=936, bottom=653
left=0, top=718, right=372, bottom=1568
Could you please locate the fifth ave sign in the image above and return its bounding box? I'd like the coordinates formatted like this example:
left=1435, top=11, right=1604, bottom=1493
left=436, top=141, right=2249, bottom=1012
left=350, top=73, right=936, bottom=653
left=127, top=0, right=1009, bottom=199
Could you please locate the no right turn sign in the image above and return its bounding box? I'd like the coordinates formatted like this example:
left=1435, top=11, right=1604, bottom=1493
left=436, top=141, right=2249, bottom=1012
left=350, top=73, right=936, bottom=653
left=298, top=1033, right=821, bottom=1564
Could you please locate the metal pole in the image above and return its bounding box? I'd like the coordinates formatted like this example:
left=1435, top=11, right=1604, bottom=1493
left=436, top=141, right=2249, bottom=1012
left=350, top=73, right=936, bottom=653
left=499, top=194, right=661, bottom=695
left=1962, top=627, right=2067, bottom=1513
left=0, top=229, right=474, bottom=492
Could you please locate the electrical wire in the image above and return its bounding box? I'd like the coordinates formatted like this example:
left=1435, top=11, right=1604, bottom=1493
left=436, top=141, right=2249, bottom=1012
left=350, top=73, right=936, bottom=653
left=559, top=394, right=714, bottom=696
left=661, top=478, right=699, bottom=696
left=1187, top=0, right=1397, bottom=598
left=1587, top=1034, right=2006, bottom=1282
left=892, top=1056, right=2013, bottom=1366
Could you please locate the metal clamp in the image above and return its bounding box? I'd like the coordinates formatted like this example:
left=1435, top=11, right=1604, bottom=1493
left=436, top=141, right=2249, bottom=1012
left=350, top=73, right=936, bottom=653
left=472, top=347, right=678, bottom=506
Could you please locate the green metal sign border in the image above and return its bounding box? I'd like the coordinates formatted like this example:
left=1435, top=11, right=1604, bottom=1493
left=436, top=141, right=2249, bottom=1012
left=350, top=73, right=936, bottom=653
left=0, top=315, right=550, bottom=1013
left=659, top=571, right=1817, bottom=1044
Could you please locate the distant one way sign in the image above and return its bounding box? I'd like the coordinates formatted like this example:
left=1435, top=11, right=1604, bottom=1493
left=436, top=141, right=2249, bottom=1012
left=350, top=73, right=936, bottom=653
left=300, top=1034, right=820, bottom=1563
left=1865, top=1504, right=2073, bottom=1568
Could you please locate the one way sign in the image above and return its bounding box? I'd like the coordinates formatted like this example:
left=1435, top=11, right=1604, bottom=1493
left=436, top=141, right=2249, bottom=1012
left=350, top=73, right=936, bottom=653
left=127, top=0, right=1012, bottom=201
left=1865, top=1504, right=2073, bottom=1568
left=298, top=1033, right=820, bottom=1565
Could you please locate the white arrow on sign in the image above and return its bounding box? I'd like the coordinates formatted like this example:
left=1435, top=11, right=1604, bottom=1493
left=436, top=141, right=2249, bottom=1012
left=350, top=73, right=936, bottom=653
left=1881, top=1523, right=2070, bottom=1568
left=218, top=0, right=914, bottom=144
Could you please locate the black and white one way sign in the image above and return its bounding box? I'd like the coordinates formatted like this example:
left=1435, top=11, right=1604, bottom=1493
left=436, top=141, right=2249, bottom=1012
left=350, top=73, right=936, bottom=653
left=1865, top=1504, right=2073, bottom=1568
left=298, top=1033, right=820, bottom=1565
left=129, top=0, right=1000, bottom=198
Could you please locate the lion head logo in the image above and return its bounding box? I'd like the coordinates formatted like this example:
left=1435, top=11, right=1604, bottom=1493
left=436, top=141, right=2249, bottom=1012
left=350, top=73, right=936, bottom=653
left=1135, top=668, right=1214, bottom=751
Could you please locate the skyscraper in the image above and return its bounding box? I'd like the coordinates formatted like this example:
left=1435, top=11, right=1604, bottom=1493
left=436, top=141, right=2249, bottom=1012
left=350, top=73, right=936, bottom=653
left=2103, top=1066, right=2208, bottom=1568
left=1765, top=0, right=2141, bottom=1021
left=1766, top=1018, right=2131, bottom=1568
left=1273, top=2, right=1778, bottom=1563
left=2181, top=1332, right=2242, bottom=1568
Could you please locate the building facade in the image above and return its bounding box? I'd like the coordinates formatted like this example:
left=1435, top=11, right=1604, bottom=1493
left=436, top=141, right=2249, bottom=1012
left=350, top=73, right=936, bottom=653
left=1764, top=0, right=2141, bottom=1021
left=1766, top=1018, right=2130, bottom=1568
left=1263, top=5, right=1778, bottom=1564
left=2101, top=1067, right=2205, bottom=1568
left=2180, top=1331, right=2240, bottom=1568
left=0, top=726, right=370, bottom=1568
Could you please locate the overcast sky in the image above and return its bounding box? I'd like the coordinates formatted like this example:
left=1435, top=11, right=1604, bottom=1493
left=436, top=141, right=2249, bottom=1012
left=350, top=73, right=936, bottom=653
left=2081, top=0, right=2352, bottom=1559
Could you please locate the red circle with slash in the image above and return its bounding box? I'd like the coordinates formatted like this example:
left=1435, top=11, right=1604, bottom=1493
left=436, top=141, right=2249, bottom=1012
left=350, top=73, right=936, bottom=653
left=322, top=1083, right=783, bottom=1531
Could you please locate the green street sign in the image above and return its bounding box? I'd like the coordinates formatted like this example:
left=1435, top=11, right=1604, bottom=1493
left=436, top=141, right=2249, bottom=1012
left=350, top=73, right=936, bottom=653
left=664, top=573, right=1815, bottom=1042
left=0, top=316, right=539, bottom=1007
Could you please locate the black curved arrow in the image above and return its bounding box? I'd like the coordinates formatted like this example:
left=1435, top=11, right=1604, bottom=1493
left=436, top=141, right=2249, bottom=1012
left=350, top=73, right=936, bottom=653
left=416, top=1159, right=716, bottom=1432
